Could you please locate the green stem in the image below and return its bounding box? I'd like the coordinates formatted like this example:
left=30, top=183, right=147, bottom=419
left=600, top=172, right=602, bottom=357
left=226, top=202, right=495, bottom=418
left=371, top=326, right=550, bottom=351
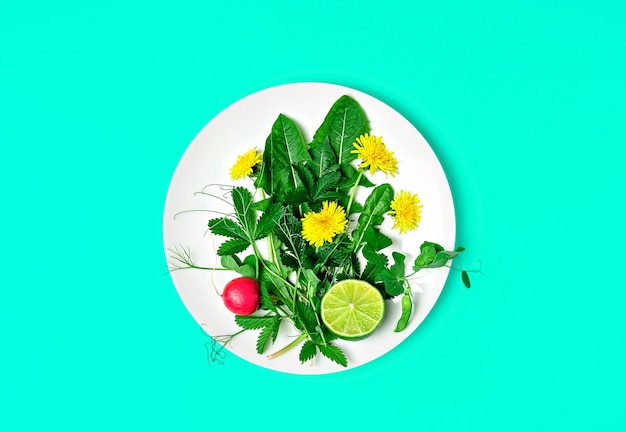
left=251, top=241, right=263, bottom=280
left=259, top=189, right=277, bottom=265
left=267, top=333, right=308, bottom=360
left=170, top=266, right=230, bottom=272
left=345, top=168, right=365, bottom=215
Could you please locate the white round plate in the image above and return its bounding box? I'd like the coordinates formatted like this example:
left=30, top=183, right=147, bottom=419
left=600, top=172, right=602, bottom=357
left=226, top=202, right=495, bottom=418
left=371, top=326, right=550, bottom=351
left=163, top=82, right=456, bottom=375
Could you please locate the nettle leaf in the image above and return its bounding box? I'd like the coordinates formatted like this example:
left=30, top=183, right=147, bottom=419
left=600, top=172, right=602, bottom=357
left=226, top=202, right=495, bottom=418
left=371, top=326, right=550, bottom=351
left=353, top=183, right=394, bottom=247
left=279, top=250, right=299, bottom=270
left=299, top=340, right=317, bottom=363
left=234, top=315, right=275, bottom=330
left=255, top=203, right=285, bottom=240
left=318, top=343, right=348, bottom=367
left=217, top=238, right=250, bottom=256
left=208, top=217, right=246, bottom=240
left=310, top=95, right=369, bottom=167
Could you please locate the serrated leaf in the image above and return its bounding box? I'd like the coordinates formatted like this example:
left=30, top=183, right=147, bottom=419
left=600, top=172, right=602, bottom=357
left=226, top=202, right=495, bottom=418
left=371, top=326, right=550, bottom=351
left=299, top=340, right=317, bottom=363
left=256, top=325, right=273, bottom=354
left=217, top=238, right=250, bottom=256
left=318, top=343, right=348, bottom=367
left=361, top=261, right=381, bottom=282
left=279, top=251, right=299, bottom=270
left=295, top=302, right=319, bottom=335
left=255, top=203, right=285, bottom=240
left=259, top=262, right=291, bottom=306
left=313, top=171, right=341, bottom=201
left=270, top=318, right=281, bottom=343
left=259, top=280, right=277, bottom=312
left=234, top=315, right=275, bottom=330
left=208, top=217, right=246, bottom=240
left=231, top=187, right=256, bottom=235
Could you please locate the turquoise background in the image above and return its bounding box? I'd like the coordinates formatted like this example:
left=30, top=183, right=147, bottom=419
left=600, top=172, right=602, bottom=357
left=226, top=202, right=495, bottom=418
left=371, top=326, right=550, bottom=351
left=1, top=0, right=625, bottom=430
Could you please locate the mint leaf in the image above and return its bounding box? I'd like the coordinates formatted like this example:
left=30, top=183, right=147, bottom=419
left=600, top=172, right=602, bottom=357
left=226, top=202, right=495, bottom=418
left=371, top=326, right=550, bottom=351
left=299, top=340, right=317, bottom=363
left=318, top=343, right=348, bottom=367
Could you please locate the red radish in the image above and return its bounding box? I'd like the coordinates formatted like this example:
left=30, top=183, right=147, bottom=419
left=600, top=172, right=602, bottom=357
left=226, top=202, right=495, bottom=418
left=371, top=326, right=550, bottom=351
left=222, top=277, right=260, bottom=315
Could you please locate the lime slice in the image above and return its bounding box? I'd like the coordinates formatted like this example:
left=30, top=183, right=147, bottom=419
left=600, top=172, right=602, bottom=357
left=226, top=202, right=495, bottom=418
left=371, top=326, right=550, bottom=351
left=321, top=279, right=385, bottom=340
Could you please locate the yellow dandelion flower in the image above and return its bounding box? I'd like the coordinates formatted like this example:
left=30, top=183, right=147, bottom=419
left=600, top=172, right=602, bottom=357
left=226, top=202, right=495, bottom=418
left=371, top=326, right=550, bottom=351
left=301, top=201, right=348, bottom=248
left=388, top=190, right=423, bottom=234
left=230, top=148, right=263, bottom=180
left=351, top=134, right=398, bottom=176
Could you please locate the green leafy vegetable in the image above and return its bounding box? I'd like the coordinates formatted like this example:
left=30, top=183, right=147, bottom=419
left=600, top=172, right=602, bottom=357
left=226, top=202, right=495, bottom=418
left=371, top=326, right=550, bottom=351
left=170, top=94, right=472, bottom=369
